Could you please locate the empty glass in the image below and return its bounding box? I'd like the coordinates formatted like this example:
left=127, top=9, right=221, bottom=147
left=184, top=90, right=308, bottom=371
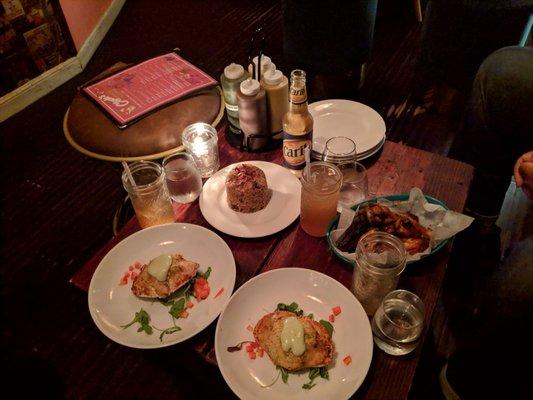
left=322, top=137, right=368, bottom=209
left=162, top=152, right=203, bottom=203
left=352, top=231, right=407, bottom=316
left=371, top=290, right=425, bottom=356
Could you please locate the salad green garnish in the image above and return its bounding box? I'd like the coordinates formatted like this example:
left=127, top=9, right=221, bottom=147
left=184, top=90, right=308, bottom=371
left=122, top=268, right=211, bottom=342
left=276, top=302, right=303, bottom=316
left=302, top=367, right=329, bottom=390
left=278, top=366, right=289, bottom=384
left=121, top=309, right=153, bottom=335
left=319, top=320, right=334, bottom=336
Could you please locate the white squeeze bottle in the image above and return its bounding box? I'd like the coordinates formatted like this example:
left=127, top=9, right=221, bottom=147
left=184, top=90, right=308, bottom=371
left=261, top=68, right=289, bottom=141
left=220, top=63, right=250, bottom=134
left=248, top=55, right=275, bottom=80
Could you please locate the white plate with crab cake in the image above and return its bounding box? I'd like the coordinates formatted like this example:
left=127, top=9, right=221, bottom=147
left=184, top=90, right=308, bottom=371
left=215, top=268, right=373, bottom=400
left=199, top=161, right=301, bottom=238
left=88, top=223, right=235, bottom=349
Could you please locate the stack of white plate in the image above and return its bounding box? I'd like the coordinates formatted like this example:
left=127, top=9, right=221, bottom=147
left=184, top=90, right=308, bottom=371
left=308, top=99, right=386, bottom=161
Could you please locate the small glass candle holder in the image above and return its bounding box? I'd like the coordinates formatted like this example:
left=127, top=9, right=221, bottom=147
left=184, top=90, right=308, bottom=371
left=181, top=123, right=220, bottom=178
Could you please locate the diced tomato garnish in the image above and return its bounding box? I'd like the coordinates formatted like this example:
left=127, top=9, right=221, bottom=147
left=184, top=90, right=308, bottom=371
left=187, top=301, right=194, bottom=309
left=193, top=277, right=210, bottom=300
left=128, top=265, right=134, bottom=271
left=329, top=314, right=335, bottom=323
left=131, top=271, right=139, bottom=279
left=251, top=341, right=258, bottom=349
left=118, top=275, right=129, bottom=286
left=214, top=287, right=225, bottom=298
left=257, top=347, right=264, bottom=357
left=246, top=325, right=254, bottom=332
left=180, top=310, right=189, bottom=319
left=343, top=355, right=352, bottom=365
left=245, top=344, right=254, bottom=353
left=134, top=262, right=143, bottom=269
left=248, top=351, right=256, bottom=360
left=332, top=306, right=342, bottom=316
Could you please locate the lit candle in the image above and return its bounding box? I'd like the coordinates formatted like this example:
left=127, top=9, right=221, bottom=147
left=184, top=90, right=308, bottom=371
left=182, top=123, right=220, bottom=178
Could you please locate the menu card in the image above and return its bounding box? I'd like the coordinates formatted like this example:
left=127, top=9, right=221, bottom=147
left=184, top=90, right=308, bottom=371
left=82, top=53, right=218, bottom=127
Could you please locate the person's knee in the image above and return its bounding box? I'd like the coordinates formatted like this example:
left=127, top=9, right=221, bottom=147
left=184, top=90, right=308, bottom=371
left=477, top=46, right=533, bottom=90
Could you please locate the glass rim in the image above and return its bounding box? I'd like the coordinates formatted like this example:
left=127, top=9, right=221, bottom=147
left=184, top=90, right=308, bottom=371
left=162, top=152, right=196, bottom=171
left=121, top=161, right=164, bottom=194
left=301, top=161, right=343, bottom=191
left=181, top=122, right=218, bottom=146
left=340, top=161, right=367, bottom=184
left=379, top=289, right=425, bottom=329
left=356, top=231, right=407, bottom=275
left=324, top=136, right=357, bottom=158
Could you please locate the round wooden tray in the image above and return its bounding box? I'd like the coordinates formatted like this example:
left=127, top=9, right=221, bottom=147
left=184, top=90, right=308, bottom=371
left=63, top=86, right=224, bottom=162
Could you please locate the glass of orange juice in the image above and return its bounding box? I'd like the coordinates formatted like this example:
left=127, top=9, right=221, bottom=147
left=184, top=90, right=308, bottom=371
left=300, top=161, right=343, bottom=237
left=121, top=161, right=175, bottom=229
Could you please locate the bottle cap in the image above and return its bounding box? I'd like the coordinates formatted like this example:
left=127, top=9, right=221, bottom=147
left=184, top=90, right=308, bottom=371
left=263, top=69, right=283, bottom=85
left=240, top=78, right=260, bottom=96
left=224, top=63, right=245, bottom=80
left=252, top=55, right=272, bottom=69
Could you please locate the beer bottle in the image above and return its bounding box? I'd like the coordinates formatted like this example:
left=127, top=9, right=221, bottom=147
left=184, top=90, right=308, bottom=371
left=282, top=69, right=313, bottom=176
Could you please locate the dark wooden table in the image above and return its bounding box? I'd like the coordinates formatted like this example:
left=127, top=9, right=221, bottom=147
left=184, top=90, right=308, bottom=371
left=71, top=127, right=473, bottom=399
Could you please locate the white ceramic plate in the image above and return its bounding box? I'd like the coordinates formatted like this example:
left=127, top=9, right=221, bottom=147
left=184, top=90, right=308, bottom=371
left=215, top=268, right=373, bottom=400
left=88, top=223, right=236, bottom=349
left=199, top=161, right=301, bottom=238
left=309, top=99, right=386, bottom=155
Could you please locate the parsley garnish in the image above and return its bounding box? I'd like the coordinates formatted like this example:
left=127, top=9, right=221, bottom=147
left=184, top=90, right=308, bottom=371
left=276, top=302, right=303, bottom=316
left=196, top=267, right=212, bottom=280
left=277, top=366, right=289, bottom=384
left=121, top=309, right=153, bottom=335
left=319, top=320, right=334, bottom=336
left=158, top=326, right=181, bottom=341
left=302, top=367, right=329, bottom=390
left=169, top=298, right=186, bottom=319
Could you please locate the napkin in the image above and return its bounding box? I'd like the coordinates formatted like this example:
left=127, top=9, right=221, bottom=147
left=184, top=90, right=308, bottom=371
left=330, top=187, right=474, bottom=262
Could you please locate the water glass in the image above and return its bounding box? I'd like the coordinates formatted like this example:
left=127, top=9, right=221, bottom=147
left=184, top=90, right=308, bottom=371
left=162, top=152, right=202, bottom=203
left=300, top=162, right=343, bottom=237
left=371, top=290, right=425, bottom=356
left=352, top=231, right=407, bottom=315
left=322, top=137, right=368, bottom=209
left=121, top=161, right=175, bottom=229
left=181, top=123, right=220, bottom=178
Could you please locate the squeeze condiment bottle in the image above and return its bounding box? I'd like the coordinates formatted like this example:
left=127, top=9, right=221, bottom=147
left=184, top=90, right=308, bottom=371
left=236, top=78, right=268, bottom=151
left=261, top=69, right=289, bottom=141
left=220, top=63, right=250, bottom=134
left=248, top=55, right=275, bottom=80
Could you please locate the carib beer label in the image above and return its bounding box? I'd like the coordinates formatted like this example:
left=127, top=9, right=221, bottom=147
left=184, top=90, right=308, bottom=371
left=283, top=130, right=313, bottom=170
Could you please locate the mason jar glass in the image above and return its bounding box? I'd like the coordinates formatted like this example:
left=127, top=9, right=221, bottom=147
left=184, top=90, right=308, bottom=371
left=181, top=123, right=220, bottom=178
left=121, top=161, right=175, bottom=229
left=352, top=231, right=407, bottom=315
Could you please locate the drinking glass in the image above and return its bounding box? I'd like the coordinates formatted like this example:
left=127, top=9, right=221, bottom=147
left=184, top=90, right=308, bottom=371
left=121, top=161, right=175, bottom=229
left=162, top=152, right=203, bottom=203
left=371, top=290, right=425, bottom=356
left=352, top=231, right=407, bottom=315
left=322, top=137, right=368, bottom=209
left=300, top=161, right=343, bottom=237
